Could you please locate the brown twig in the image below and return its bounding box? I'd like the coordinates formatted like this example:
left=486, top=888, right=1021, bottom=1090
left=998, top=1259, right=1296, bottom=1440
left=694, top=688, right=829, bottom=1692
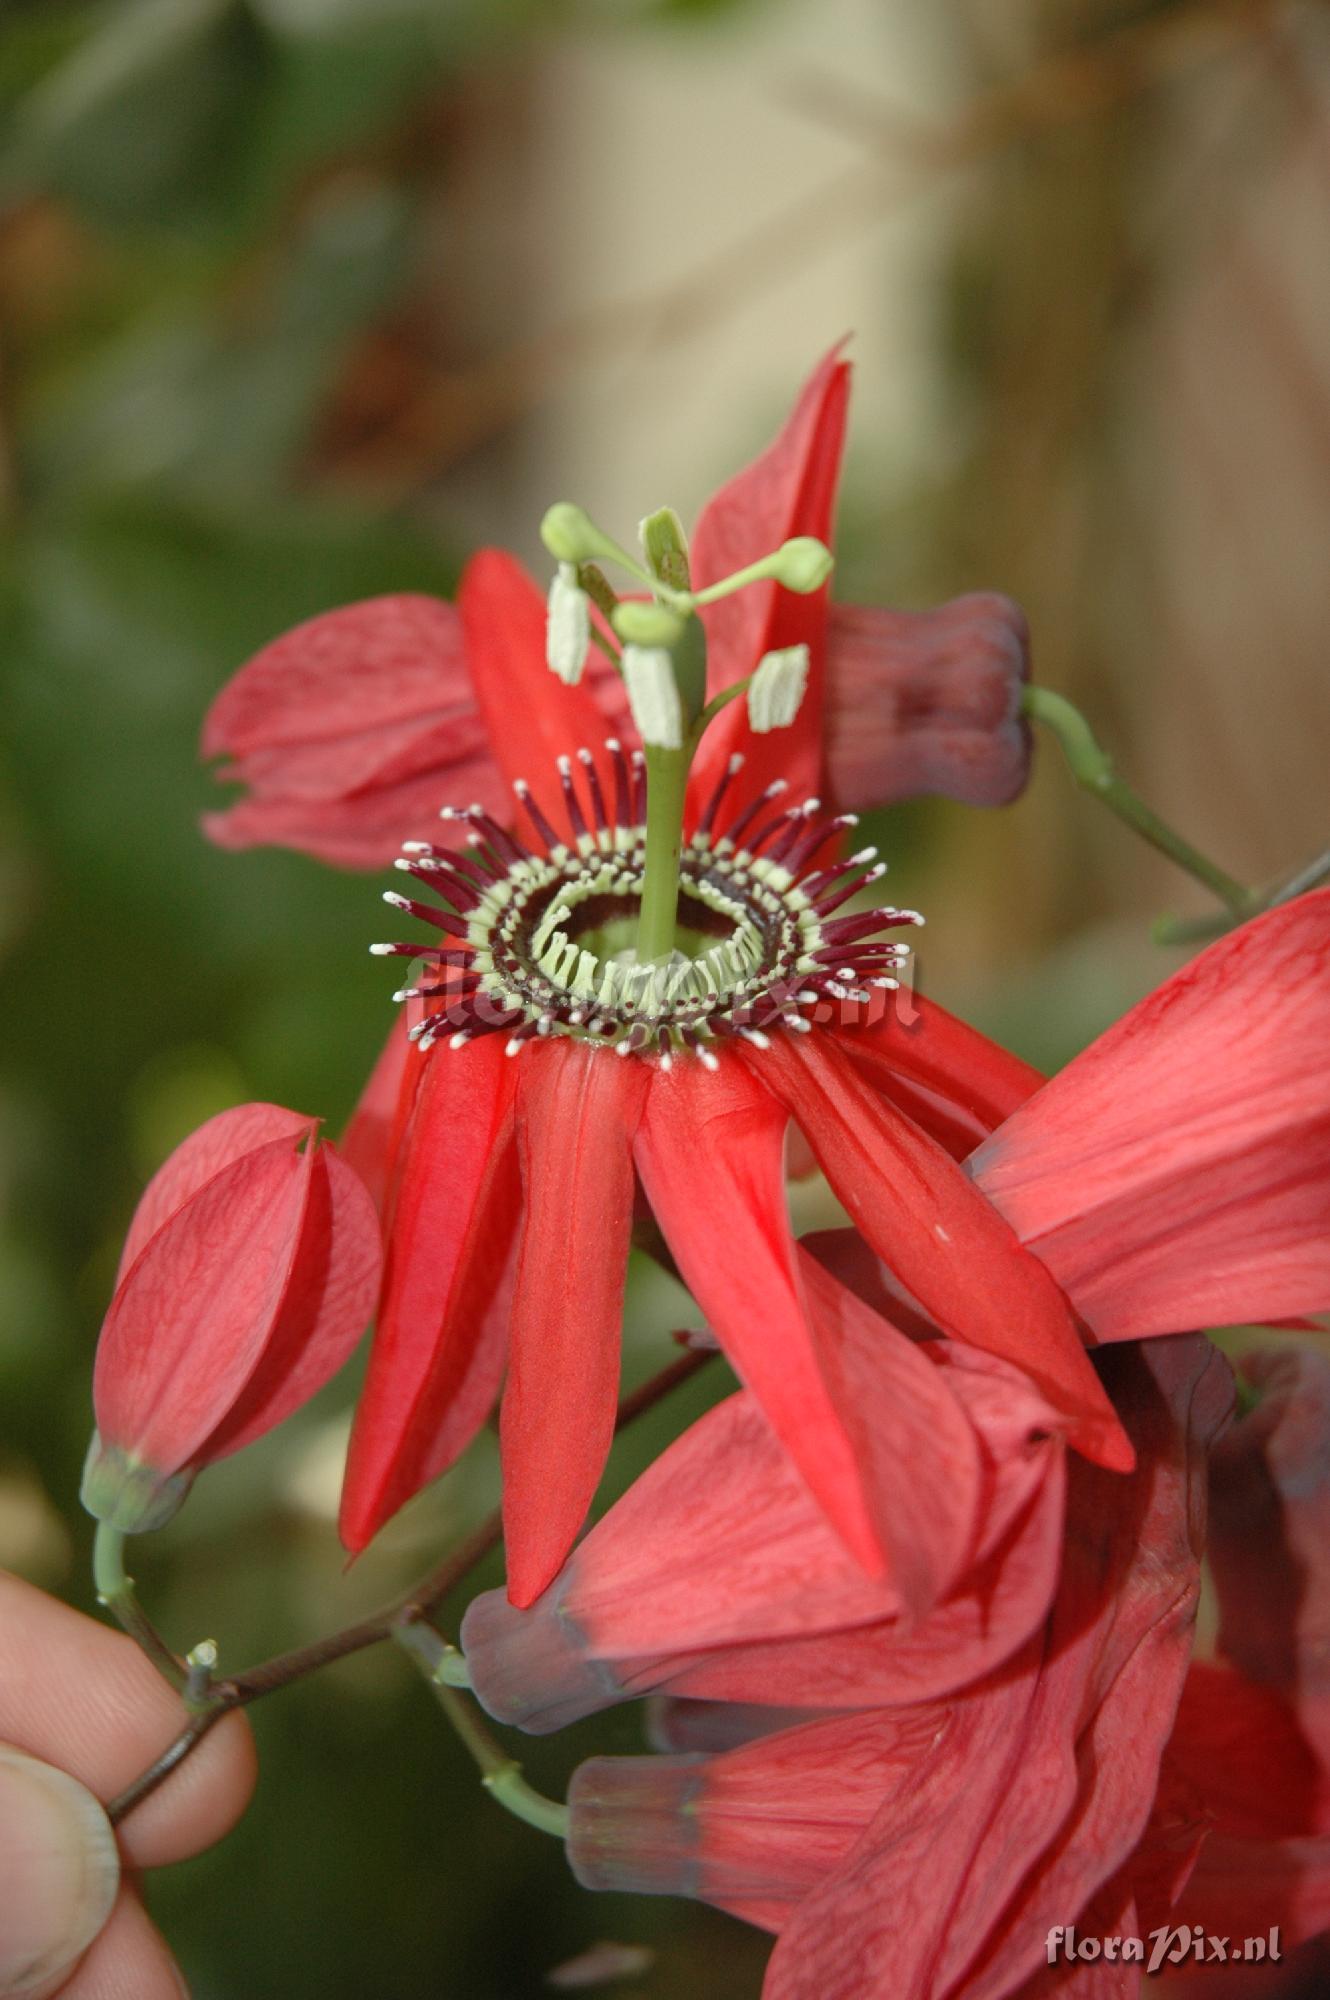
left=105, top=1344, right=716, bottom=1827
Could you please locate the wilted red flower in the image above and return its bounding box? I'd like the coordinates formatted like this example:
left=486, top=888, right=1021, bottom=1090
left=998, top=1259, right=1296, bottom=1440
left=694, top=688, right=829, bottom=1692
left=330, top=352, right=1117, bottom=1611
left=200, top=354, right=1033, bottom=871
left=81, top=1103, right=381, bottom=1532
left=557, top=1336, right=1230, bottom=2000
left=461, top=1243, right=1069, bottom=1731
left=822, top=594, right=1030, bottom=812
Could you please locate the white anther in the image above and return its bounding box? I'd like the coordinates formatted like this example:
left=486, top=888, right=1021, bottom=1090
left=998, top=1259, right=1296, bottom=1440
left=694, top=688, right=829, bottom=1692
left=740, top=1028, right=771, bottom=1050
left=401, top=841, right=433, bottom=854
left=699, top=1048, right=720, bottom=1072
left=747, top=644, right=810, bottom=733
left=449, top=1031, right=470, bottom=1049
left=383, top=890, right=411, bottom=909
left=391, top=987, right=420, bottom=1003
left=546, top=562, right=590, bottom=685
left=622, top=646, right=684, bottom=751
left=369, top=943, right=395, bottom=956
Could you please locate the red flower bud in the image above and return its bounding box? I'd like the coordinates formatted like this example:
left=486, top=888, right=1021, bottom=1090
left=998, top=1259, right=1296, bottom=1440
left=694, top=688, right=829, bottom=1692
left=567, top=1710, right=916, bottom=1928
left=81, top=1103, right=381, bottom=1531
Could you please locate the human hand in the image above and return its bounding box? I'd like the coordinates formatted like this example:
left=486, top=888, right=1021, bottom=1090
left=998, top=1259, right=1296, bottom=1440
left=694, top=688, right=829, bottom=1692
left=0, top=1571, right=255, bottom=1999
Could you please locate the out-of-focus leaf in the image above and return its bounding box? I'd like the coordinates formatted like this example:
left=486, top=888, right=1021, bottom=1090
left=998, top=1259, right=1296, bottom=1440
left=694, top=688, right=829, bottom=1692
left=0, top=0, right=265, bottom=228
left=25, top=178, right=414, bottom=499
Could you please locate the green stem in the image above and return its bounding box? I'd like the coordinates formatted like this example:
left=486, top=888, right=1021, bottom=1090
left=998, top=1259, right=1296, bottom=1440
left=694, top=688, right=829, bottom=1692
left=93, top=1523, right=187, bottom=1691
left=693, top=677, right=750, bottom=737
left=1267, top=845, right=1330, bottom=908
left=105, top=1346, right=715, bottom=1830
left=393, top=1620, right=569, bottom=1839
left=1022, top=686, right=1255, bottom=916
left=636, top=744, right=690, bottom=962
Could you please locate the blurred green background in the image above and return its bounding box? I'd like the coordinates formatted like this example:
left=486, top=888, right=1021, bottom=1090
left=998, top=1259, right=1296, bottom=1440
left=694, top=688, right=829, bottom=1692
left=1, top=0, right=1328, bottom=1993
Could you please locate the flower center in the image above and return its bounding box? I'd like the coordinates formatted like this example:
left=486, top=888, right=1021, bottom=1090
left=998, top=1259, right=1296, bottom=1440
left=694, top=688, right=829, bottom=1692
left=372, top=742, right=921, bottom=1065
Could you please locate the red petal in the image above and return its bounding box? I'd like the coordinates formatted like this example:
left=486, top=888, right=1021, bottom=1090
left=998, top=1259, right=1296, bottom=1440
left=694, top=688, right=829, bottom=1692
left=747, top=1032, right=1132, bottom=1471
left=501, top=1042, right=649, bottom=1608
left=667, top=1454, right=1063, bottom=1715
left=339, top=1037, right=520, bottom=1552
left=459, top=551, right=623, bottom=842
left=339, top=1017, right=426, bottom=1219
left=800, top=1225, right=942, bottom=1343
left=201, top=1141, right=381, bottom=1459
left=117, top=1102, right=314, bottom=1283
left=687, top=346, right=851, bottom=819
left=971, top=891, right=1330, bottom=1339
left=1166, top=1662, right=1324, bottom=1840
left=633, top=1051, right=885, bottom=1574
left=1174, top=1830, right=1330, bottom=1957
left=217, top=708, right=489, bottom=805
left=202, top=759, right=510, bottom=869
left=201, top=595, right=467, bottom=759
left=95, top=1131, right=316, bottom=1473
left=798, top=1249, right=982, bottom=1613
left=838, top=991, right=1044, bottom=1145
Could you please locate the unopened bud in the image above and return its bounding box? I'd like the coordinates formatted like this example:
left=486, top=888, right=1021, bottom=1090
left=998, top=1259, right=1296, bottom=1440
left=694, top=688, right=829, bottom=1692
left=540, top=503, right=604, bottom=565
left=747, top=644, right=810, bottom=733
left=612, top=600, right=684, bottom=649
left=622, top=647, right=684, bottom=751
left=771, top=537, right=834, bottom=594
left=546, top=564, right=590, bottom=685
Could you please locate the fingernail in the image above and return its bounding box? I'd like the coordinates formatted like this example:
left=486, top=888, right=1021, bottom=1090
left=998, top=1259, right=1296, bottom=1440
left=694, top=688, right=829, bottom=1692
left=0, top=1747, right=119, bottom=1996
